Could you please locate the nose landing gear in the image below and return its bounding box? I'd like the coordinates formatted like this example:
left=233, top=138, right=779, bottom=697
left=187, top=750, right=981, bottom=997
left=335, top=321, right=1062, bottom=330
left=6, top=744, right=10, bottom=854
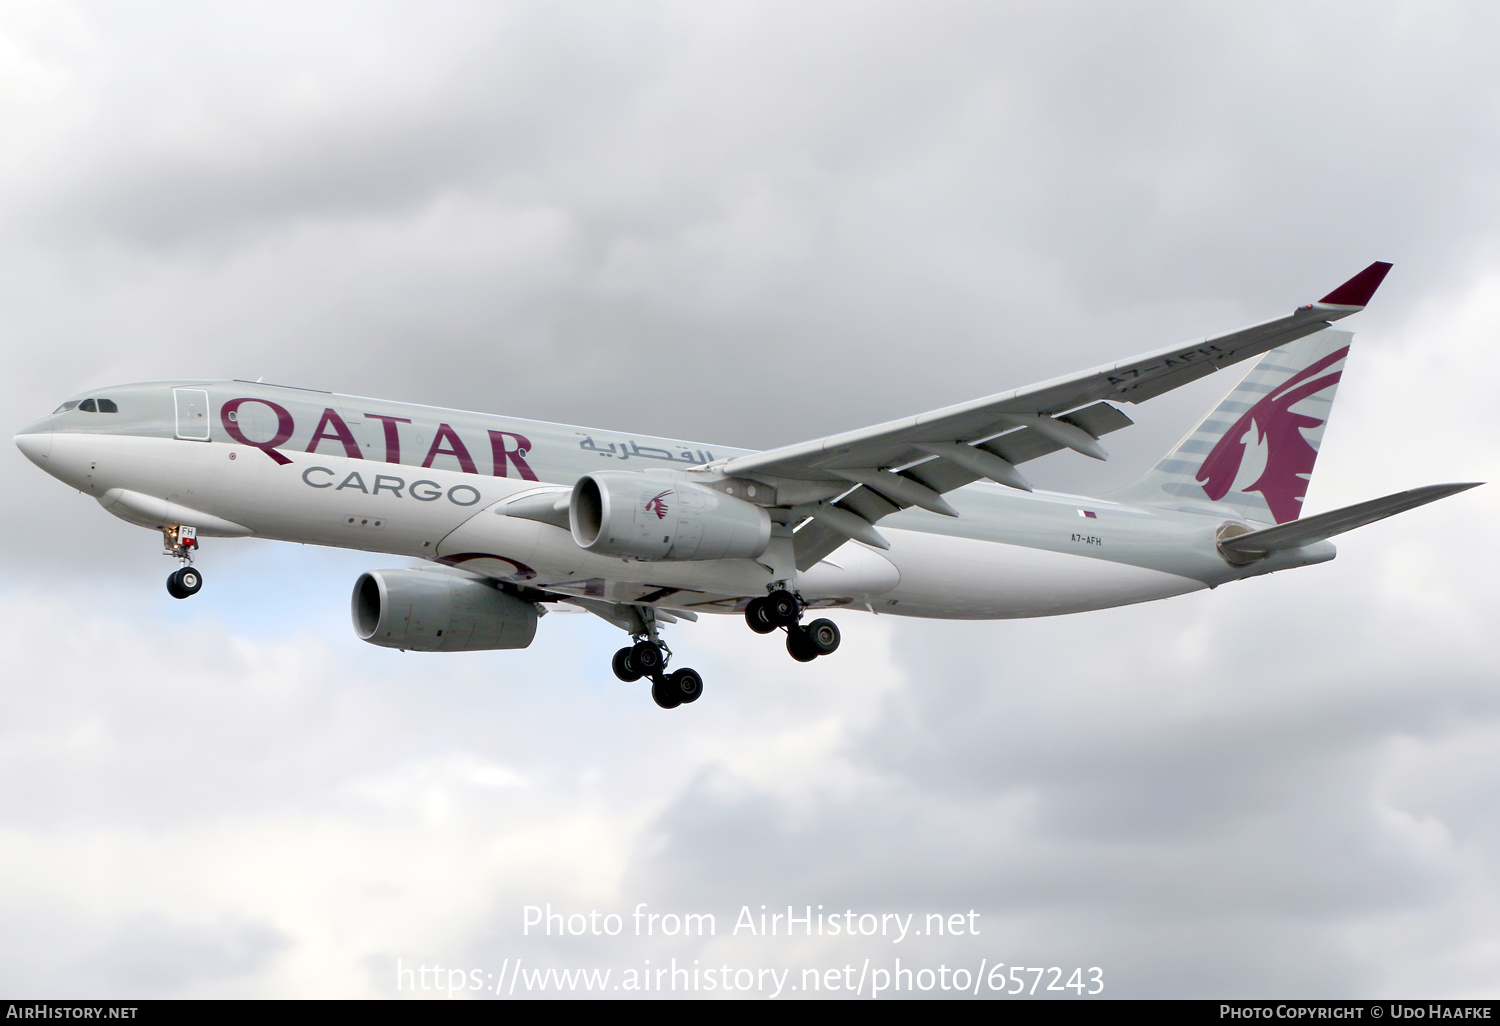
left=161, top=525, right=204, bottom=600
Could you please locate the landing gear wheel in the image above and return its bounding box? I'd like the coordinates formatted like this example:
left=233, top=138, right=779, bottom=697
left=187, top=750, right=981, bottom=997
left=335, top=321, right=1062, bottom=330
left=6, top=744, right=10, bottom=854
left=764, top=589, right=800, bottom=627
left=650, top=675, right=683, bottom=709
left=805, top=618, right=840, bottom=656
left=786, top=625, right=819, bottom=662
left=744, top=597, right=777, bottom=634
left=669, top=668, right=703, bottom=704
left=166, top=566, right=202, bottom=600
left=631, top=640, right=665, bottom=675
left=612, top=647, right=642, bottom=682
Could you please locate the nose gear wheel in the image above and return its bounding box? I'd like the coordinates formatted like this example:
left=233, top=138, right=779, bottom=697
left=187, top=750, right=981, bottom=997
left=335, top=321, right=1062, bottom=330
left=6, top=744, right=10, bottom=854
left=166, top=566, right=203, bottom=599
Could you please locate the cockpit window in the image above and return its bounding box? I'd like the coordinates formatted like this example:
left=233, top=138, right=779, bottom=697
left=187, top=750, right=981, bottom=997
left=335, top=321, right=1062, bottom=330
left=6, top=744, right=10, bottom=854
left=55, top=397, right=117, bottom=413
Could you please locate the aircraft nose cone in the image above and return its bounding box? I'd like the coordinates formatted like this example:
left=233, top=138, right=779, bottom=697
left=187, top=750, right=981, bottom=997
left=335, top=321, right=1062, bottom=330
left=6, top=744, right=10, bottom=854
left=14, top=423, right=54, bottom=464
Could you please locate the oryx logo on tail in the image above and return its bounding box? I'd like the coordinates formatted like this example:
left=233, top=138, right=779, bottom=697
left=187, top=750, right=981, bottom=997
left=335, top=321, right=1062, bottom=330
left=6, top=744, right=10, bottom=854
left=1109, top=330, right=1353, bottom=525
left=1196, top=346, right=1348, bottom=524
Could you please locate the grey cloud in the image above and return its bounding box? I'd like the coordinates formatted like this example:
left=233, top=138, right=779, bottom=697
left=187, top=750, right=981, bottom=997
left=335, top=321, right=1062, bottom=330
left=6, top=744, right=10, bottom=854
left=82, top=915, right=288, bottom=994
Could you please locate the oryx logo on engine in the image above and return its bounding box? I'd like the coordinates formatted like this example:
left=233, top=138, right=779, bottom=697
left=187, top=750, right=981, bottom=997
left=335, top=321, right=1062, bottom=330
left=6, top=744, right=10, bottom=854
left=644, top=490, right=672, bottom=520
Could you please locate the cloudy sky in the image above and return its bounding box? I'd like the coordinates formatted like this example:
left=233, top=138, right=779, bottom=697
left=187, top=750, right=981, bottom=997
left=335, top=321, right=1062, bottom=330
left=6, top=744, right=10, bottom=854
left=2, top=0, right=1498, bottom=999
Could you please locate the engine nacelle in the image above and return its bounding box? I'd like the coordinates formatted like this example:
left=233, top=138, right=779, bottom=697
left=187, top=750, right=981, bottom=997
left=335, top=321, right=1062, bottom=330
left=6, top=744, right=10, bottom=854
left=352, top=569, right=538, bottom=652
left=570, top=472, right=771, bottom=561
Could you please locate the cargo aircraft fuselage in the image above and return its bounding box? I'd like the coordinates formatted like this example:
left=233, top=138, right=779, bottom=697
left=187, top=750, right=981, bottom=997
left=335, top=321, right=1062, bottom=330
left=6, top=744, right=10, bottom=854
left=13, top=262, right=1480, bottom=709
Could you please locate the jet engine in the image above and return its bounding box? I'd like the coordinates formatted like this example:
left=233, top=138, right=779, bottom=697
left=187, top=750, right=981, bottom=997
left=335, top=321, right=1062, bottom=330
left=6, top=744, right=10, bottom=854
left=352, top=568, right=538, bottom=652
left=570, top=472, right=771, bottom=561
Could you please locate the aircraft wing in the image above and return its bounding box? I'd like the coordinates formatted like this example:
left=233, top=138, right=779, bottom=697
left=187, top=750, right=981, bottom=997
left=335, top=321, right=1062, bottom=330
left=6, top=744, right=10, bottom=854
left=717, top=262, right=1394, bottom=569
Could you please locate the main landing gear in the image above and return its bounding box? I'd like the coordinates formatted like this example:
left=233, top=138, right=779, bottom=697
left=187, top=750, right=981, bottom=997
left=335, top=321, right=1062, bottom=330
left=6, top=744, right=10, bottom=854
left=745, top=588, right=840, bottom=663
left=612, top=635, right=703, bottom=710
left=161, top=524, right=204, bottom=600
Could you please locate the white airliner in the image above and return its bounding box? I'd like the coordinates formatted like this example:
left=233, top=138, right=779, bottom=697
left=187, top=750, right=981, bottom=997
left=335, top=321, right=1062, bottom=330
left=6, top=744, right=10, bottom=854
left=14, top=262, right=1479, bottom=708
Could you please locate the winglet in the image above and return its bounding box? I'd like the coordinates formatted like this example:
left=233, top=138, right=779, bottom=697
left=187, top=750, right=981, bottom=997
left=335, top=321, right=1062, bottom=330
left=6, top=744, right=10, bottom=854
left=1318, top=261, right=1393, bottom=307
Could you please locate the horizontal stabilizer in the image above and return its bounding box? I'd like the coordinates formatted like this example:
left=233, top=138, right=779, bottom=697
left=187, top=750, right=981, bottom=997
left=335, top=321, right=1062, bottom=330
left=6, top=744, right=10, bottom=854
left=1219, top=482, right=1482, bottom=556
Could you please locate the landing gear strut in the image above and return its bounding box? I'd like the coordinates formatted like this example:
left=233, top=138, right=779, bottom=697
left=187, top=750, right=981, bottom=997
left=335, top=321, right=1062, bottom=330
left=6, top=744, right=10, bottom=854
left=745, top=587, right=840, bottom=662
left=611, top=609, right=703, bottom=710
left=161, top=525, right=204, bottom=600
